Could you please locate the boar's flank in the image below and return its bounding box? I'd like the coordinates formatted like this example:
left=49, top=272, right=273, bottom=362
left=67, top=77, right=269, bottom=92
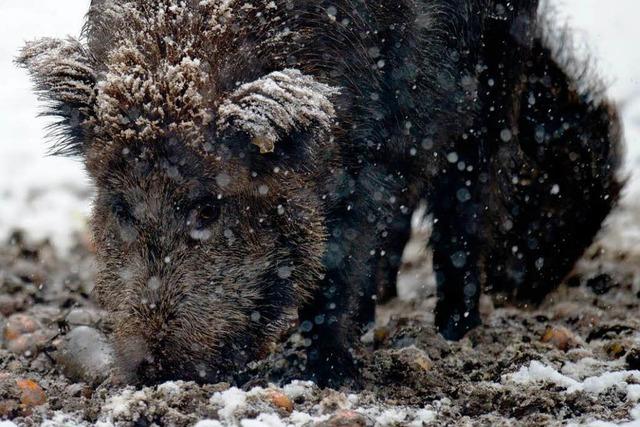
left=18, top=0, right=621, bottom=388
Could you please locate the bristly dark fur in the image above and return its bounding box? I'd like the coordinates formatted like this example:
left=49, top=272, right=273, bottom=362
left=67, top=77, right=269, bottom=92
left=18, top=0, right=622, bottom=389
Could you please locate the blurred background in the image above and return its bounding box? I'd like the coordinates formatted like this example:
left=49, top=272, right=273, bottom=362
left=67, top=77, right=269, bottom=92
left=0, top=0, right=639, bottom=252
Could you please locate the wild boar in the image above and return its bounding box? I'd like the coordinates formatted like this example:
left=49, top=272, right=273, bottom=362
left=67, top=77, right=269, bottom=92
left=19, top=0, right=622, bottom=388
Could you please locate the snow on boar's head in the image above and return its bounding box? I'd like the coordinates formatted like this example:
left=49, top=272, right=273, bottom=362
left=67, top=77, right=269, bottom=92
left=18, top=0, right=338, bottom=383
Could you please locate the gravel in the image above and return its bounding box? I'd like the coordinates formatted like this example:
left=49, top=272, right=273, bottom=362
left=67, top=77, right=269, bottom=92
left=0, top=210, right=639, bottom=426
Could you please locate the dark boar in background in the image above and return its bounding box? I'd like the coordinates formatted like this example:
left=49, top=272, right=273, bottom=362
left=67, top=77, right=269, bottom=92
left=18, top=0, right=622, bottom=388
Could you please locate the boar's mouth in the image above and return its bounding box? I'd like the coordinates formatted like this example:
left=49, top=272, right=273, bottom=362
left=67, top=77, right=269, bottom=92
left=113, top=331, right=236, bottom=385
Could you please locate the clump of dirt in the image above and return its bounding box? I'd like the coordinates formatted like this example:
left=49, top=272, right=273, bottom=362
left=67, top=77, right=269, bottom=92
left=0, top=227, right=639, bottom=426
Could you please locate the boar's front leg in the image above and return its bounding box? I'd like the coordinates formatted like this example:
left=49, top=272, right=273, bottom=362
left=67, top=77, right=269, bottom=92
left=297, top=196, right=381, bottom=389
left=431, top=141, right=484, bottom=340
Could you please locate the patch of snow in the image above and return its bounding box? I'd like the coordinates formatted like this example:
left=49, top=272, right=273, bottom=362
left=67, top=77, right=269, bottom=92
left=573, top=404, right=640, bottom=427
left=288, top=411, right=318, bottom=425
left=281, top=380, right=315, bottom=400
left=508, top=360, right=640, bottom=426
left=576, top=371, right=640, bottom=397
left=157, top=380, right=183, bottom=396
left=505, top=360, right=640, bottom=400
left=210, top=387, right=248, bottom=421
left=562, top=357, right=626, bottom=379
left=101, top=387, right=147, bottom=420
left=408, top=409, right=437, bottom=426
left=240, top=413, right=287, bottom=427
left=507, top=360, right=581, bottom=389
left=375, top=408, right=409, bottom=425
left=40, top=413, right=89, bottom=427
left=194, top=421, right=224, bottom=427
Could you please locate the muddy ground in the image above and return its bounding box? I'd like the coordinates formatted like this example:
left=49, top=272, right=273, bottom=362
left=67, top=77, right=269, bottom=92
left=1, top=207, right=640, bottom=426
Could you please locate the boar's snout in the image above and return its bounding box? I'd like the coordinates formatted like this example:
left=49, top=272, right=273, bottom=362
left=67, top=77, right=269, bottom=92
left=113, top=325, right=219, bottom=384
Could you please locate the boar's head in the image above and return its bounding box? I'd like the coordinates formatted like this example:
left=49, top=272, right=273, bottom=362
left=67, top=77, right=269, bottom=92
left=18, top=2, right=339, bottom=383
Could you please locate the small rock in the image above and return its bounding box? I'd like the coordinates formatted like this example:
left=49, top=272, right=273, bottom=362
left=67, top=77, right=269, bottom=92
left=552, top=302, right=581, bottom=320
left=11, top=259, right=46, bottom=286
left=373, top=327, right=389, bottom=347
left=30, top=353, right=55, bottom=373
left=55, top=326, right=115, bottom=385
left=605, top=342, right=626, bottom=359
left=66, top=383, right=93, bottom=398
left=31, top=306, right=63, bottom=326
left=266, top=390, right=294, bottom=413
left=0, top=399, right=19, bottom=418
left=586, top=274, right=616, bottom=295
left=541, top=326, right=579, bottom=352
left=3, top=314, right=40, bottom=341
left=16, top=379, right=46, bottom=408
left=626, top=347, right=640, bottom=370
left=6, top=329, right=54, bottom=356
left=2, top=314, right=53, bottom=356
left=318, top=410, right=368, bottom=427
left=319, top=390, right=352, bottom=413
left=0, top=295, right=26, bottom=317
left=393, top=346, right=433, bottom=372
left=0, top=373, right=19, bottom=403
left=65, top=308, right=101, bottom=327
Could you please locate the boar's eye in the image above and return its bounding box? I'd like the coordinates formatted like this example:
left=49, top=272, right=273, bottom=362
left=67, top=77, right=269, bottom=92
left=111, top=197, right=135, bottom=225
left=187, top=202, right=221, bottom=231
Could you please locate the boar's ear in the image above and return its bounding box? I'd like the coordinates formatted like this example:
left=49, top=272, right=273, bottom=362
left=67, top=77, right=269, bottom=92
left=17, top=38, right=96, bottom=157
left=216, top=69, right=339, bottom=154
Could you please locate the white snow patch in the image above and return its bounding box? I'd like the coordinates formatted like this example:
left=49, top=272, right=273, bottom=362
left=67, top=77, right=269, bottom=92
left=40, top=413, right=91, bottom=427
left=505, top=360, right=640, bottom=399
left=509, top=361, right=640, bottom=426
left=210, top=387, right=248, bottom=421
left=194, top=421, right=224, bottom=427
left=562, top=357, right=626, bottom=379
left=240, top=413, right=287, bottom=427
left=357, top=405, right=441, bottom=427
left=409, top=409, right=437, bottom=426
left=157, top=380, right=183, bottom=396
left=572, top=404, right=640, bottom=427
left=281, top=380, right=315, bottom=400
left=101, top=388, right=147, bottom=420
left=288, top=411, right=325, bottom=425
left=375, top=408, right=409, bottom=425
left=507, top=360, right=581, bottom=388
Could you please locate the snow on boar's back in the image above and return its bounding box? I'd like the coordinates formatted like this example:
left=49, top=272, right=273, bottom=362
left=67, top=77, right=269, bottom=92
left=18, top=0, right=622, bottom=388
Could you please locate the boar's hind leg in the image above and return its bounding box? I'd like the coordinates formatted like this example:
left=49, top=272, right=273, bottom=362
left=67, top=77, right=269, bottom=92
left=431, top=141, right=484, bottom=341
left=375, top=214, right=413, bottom=303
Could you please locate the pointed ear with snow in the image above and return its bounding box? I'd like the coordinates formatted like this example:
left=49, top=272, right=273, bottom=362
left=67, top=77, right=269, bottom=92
left=217, top=69, right=340, bottom=154
left=17, top=38, right=97, bottom=156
